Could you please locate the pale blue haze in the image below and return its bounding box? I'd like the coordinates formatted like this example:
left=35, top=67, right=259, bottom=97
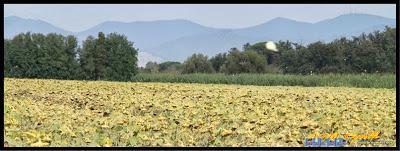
left=4, top=4, right=396, bottom=66
left=4, top=4, right=396, bottom=32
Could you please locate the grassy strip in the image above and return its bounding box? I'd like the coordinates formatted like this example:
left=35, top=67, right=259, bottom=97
left=131, top=73, right=396, bottom=88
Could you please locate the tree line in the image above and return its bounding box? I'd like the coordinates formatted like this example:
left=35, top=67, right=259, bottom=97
left=4, top=27, right=396, bottom=82
left=145, top=26, right=395, bottom=75
left=4, top=32, right=138, bottom=81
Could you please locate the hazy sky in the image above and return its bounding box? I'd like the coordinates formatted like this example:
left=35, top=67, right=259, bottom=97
left=4, top=4, right=396, bottom=32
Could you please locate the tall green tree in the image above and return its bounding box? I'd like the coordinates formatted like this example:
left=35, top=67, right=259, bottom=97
left=94, top=32, right=108, bottom=80
left=209, top=52, right=227, bottom=73
left=224, top=48, right=267, bottom=74
left=8, top=32, right=40, bottom=78
left=79, top=36, right=97, bottom=80
left=42, top=33, right=80, bottom=79
left=104, top=33, right=138, bottom=81
left=4, top=39, right=11, bottom=77
left=79, top=32, right=138, bottom=81
left=182, top=53, right=214, bottom=74
left=64, top=35, right=82, bottom=79
left=4, top=33, right=80, bottom=79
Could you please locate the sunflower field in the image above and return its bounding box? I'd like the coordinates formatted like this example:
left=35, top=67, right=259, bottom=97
left=4, top=78, right=396, bottom=147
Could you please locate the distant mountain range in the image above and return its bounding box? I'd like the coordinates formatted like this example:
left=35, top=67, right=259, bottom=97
left=4, top=16, right=73, bottom=37
left=4, top=14, right=396, bottom=67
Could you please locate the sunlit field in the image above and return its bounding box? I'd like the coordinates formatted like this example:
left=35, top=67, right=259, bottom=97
left=4, top=78, right=396, bottom=147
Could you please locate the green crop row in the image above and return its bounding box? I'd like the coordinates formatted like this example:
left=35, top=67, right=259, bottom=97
left=131, top=73, right=396, bottom=88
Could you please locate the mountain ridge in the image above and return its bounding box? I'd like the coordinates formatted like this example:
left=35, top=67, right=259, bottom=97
left=4, top=13, right=396, bottom=66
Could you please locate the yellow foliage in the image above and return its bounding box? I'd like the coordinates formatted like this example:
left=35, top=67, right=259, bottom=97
left=4, top=78, right=396, bottom=147
left=31, top=140, right=50, bottom=147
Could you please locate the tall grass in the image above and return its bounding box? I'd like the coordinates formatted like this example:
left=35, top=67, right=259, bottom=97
left=131, top=73, right=396, bottom=88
